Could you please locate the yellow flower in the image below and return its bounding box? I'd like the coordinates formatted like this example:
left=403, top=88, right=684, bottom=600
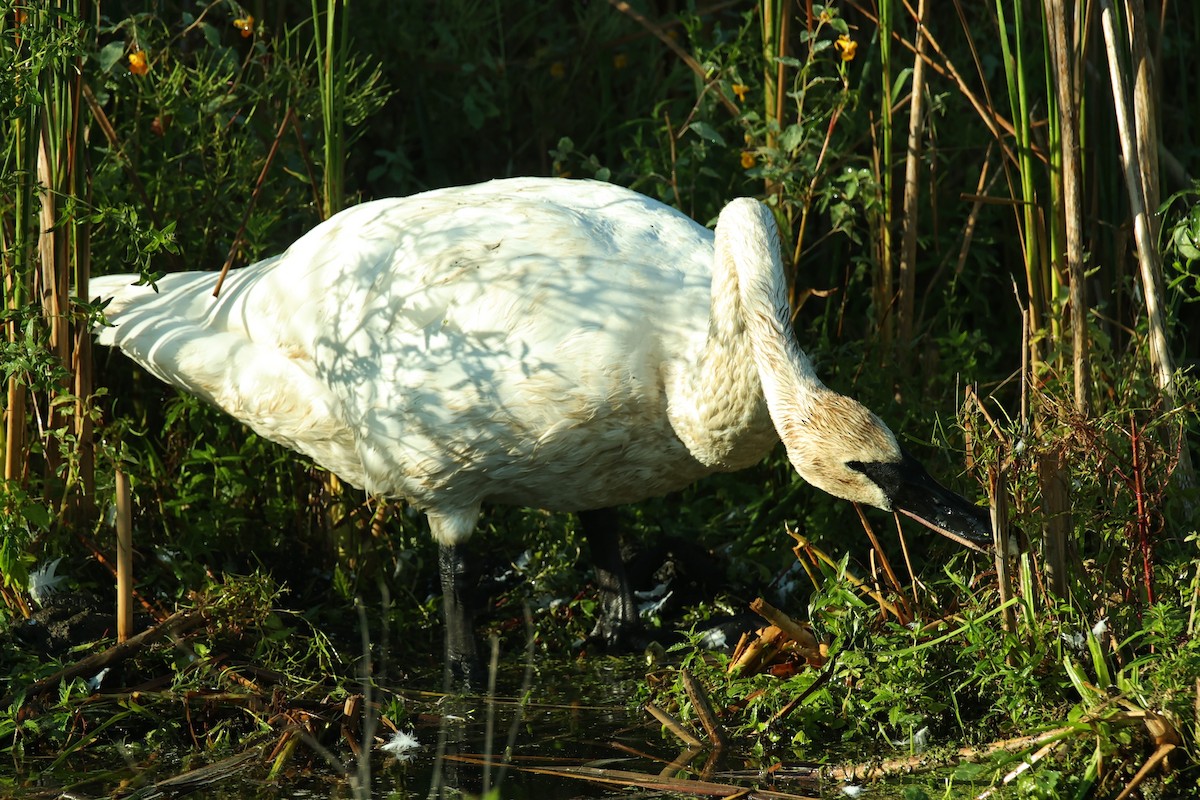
left=732, top=83, right=749, bottom=102
left=835, top=35, right=857, bottom=62
left=612, top=53, right=628, bottom=70
left=233, top=15, right=255, bottom=38
left=550, top=61, right=566, bottom=79
left=128, top=50, right=149, bottom=76
left=740, top=151, right=756, bottom=170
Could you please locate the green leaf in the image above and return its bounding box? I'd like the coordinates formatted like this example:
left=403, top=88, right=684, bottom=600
left=891, top=68, right=914, bottom=101
left=688, top=121, right=726, bottom=147
left=779, top=124, right=805, bottom=154
left=97, top=41, right=126, bottom=74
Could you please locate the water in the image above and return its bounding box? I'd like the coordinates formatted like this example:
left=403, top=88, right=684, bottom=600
left=8, top=656, right=744, bottom=800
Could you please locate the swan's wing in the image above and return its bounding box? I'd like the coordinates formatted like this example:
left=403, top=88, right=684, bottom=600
left=94, top=179, right=719, bottom=508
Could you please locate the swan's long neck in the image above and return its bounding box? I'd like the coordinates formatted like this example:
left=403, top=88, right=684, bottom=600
left=724, top=203, right=820, bottom=391
left=666, top=200, right=815, bottom=471
left=719, top=200, right=829, bottom=459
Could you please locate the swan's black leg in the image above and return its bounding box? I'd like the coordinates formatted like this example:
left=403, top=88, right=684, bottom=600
left=579, top=508, right=641, bottom=649
left=438, top=542, right=481, bottom=689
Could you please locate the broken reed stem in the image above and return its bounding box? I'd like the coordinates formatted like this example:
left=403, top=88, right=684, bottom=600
left=1037, top=449, right=1071, bottom=599
left=729, top=624, right=786, bottom=675
left=680, top=669, right=728, bottom=750
left=116, top=467, right=133, bottom=642
left=749, top=598, right=822, bottom=661
left=4, top=609, right=206, bottom=706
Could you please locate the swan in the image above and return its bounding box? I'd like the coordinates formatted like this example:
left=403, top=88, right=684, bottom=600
left=91, top=177, right=990, bottom=683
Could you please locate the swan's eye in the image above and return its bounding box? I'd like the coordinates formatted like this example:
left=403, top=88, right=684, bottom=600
left=846, top=456, right=908, bottom=499
left=849, top=451, right=992, bottom=549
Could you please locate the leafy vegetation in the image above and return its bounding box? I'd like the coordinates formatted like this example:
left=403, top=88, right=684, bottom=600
left=2, top=0, right=1198, bottom=797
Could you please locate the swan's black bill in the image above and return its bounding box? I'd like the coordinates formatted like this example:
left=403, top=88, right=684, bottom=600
left=849, top=450, right=993, bottom=552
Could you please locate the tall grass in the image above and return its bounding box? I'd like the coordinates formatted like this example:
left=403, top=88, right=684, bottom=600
left=1, top=3, right=95, bottom=597
left=311, top=0, right=351, bottom=218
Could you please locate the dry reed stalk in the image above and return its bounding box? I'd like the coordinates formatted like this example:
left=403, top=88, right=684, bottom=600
left=1098, top=0, right=1175, bottom=398
left=1042, top=0, right=1089, bottom=414
left=955, top=146, right=998, bottom=279
left=1126, top=0, right=1159, bottom=234
left=788, top=530, right=905, bottom=618
left=822, top=725, right=1077, bottom=783
left=3, top=377, right=25, bottom=482
left=896, top=0, right=928, bottom=354
left=37, top=137, right=70, bottom=488
left=849, top=0, right=1022, bottom=165
left=215, top=109, right=295, bottom=297
left=4, top=609, right=206, bottom=705
left=854, top=505, right=912, bottom=622
left=1100, top=0, right=1196, bottom=497
left=981, top=736, right=1068, bottom=798
left=1112, top=744, right=1177, bottom=800
left=893, top=514, right=918, bottom=608
left=474, top=758, right=821, bottom=800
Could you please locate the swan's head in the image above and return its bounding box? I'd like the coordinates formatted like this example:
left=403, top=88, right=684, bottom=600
left=783, top=393, right=992, bottom=550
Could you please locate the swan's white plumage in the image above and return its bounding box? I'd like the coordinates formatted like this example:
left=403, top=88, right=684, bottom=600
left=93, top=177, right=906, bottom=545
left=94, top=176, right=995, bottom=683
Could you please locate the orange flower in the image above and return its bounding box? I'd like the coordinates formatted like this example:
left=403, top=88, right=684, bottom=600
left=128, top=50, right=149, bottom=75
left=549, top=61, right=566, bottom=79
left=612, top=53, right=628, bottom=70
left=233, top=15, right=254, bottom=37
left=740, top=151, right=756, bottom=169
left=835, top=35, right=857, bottom=62
left=732, top=83, right=749, bottom=102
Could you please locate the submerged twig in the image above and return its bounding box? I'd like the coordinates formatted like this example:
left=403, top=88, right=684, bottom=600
left=647, top=702, right=705, bottom=749
left=125, top=746, right=263, bottom=799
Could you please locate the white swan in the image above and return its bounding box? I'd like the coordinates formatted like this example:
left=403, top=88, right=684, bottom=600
left=91, top=177, right=989, bottom=681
